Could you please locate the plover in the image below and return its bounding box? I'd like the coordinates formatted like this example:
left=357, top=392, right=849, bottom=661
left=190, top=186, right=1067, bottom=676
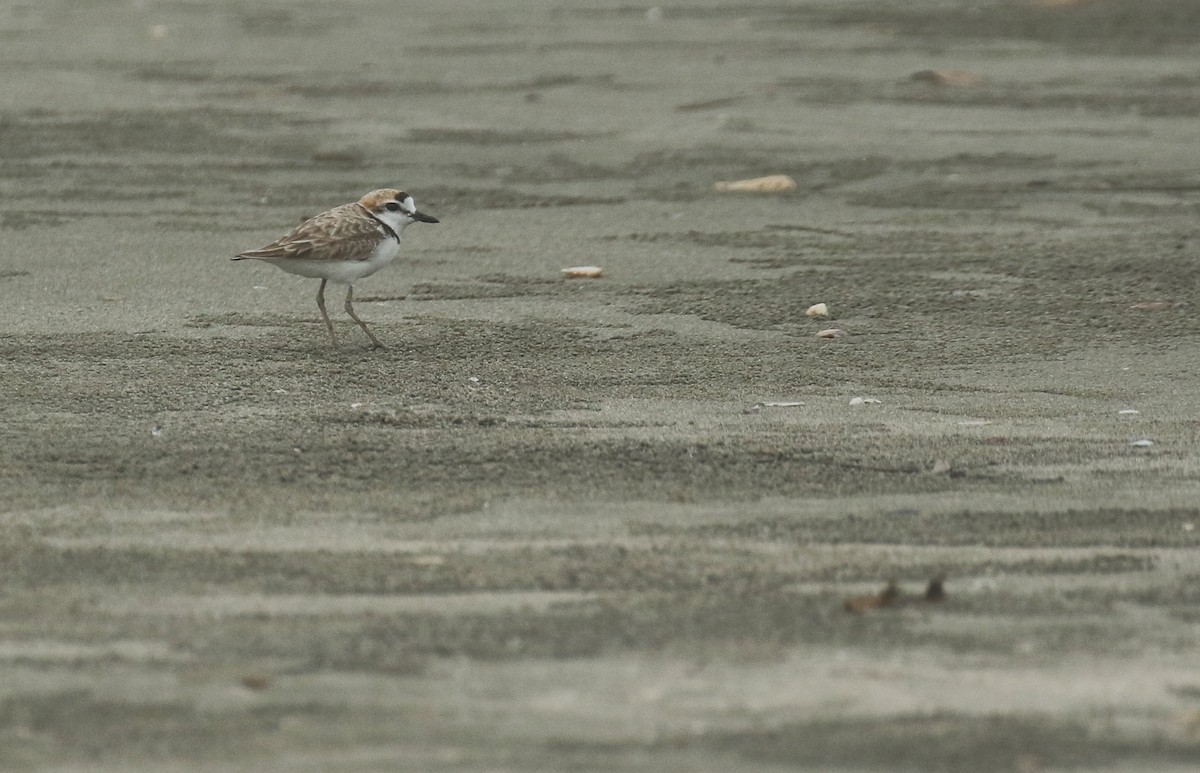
left=233, top=188, right=438, bottom=348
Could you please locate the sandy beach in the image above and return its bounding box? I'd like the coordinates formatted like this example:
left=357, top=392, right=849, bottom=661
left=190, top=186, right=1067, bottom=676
left=3, top=1, right=1200, bottom=769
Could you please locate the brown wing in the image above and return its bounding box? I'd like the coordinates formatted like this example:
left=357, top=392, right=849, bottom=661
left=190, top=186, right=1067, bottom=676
left=235, top=203, right=386, bottom=263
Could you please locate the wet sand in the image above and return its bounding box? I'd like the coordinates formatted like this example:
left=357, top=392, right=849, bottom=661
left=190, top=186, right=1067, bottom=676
left=3, top=1, right=1200, bottom=770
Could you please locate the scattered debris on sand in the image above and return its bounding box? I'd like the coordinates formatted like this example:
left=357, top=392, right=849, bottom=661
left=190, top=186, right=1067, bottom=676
left=845, top=576, right=947, bottom=614
left=714, top=174, right=797, bottom=193
left=561, top=266, right=604, bottom=279
left=910, top=69, right=986, bottom=87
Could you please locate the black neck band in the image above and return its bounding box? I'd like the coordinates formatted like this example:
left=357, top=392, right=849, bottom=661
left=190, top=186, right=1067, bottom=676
left=361, top=206, right=400, bottom=242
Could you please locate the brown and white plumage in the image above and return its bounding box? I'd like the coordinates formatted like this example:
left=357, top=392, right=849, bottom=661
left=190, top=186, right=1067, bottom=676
left=233, top=188, right=438, bottom=348
left=236, top=201, right=394, bottom=264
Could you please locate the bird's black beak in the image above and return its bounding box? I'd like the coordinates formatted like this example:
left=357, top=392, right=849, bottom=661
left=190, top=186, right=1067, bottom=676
left=412, top=210, right=439, bottom=224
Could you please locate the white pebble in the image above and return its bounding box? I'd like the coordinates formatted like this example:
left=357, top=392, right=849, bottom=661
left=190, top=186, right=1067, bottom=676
left=713, top=174, right=797, bottom=193
left=1129, top=439, right=1155, bottom=448
left=562, top=266, right=603, bottom=279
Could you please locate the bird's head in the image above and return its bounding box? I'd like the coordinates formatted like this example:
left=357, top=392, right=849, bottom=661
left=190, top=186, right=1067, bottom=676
left=359, top=188, right=439, bottom=231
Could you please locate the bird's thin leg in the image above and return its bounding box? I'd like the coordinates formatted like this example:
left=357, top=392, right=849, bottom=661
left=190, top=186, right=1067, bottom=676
left=344, top=284, right=384, bottom=349
left=316, top=279, right=338, bottom=346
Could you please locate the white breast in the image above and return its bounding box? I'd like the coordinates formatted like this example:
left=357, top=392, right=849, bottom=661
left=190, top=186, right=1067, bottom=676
left=270, top=237, right=401, bottom=284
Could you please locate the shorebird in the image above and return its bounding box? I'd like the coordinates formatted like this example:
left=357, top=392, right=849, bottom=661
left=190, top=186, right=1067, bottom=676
left=233, top=188, right=438, bottom=348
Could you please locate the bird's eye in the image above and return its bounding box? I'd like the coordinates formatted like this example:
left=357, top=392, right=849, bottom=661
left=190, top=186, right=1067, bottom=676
left=384, top=202, right=401, bottom=212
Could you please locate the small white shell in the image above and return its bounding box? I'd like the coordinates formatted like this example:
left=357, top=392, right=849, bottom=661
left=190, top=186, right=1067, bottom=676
left=1118, top=409, right=1140, bottom=415
left=562, top=266, right=604, bottom=279
left=713, top=174, right=797, bottom=193
left=761, top=401, right=804, bottom=408
left=1129, top=439, right=1155, bottom=448
left=850, top=397, right=882, bottom=406
left=805, top=303, right=829, bottom=317
left=815, top=328, right=847, bottom=339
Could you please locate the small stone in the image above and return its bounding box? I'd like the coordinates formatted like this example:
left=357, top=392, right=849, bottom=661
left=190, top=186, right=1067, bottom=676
left=240, top=675, right=271, bottom=691
left=805, top=303, right=829, bottom=317
left=311, top=148, right=365, bottom=165
left=844, top=581, right=900, bottom=614
left=910, top=69, right=985, bottom=87
left=815, top=328, right=847, bottom=339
